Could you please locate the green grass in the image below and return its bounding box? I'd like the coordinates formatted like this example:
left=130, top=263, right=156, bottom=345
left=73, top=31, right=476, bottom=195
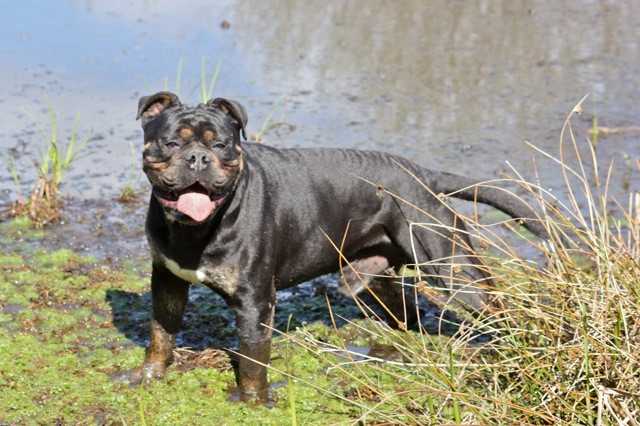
left=163, top=57, right=184, bottom=98
left=160, top=56, right=221, bottom=104
left=253, top=96, right=288, bottom=143
left=200, top=57, right=221, bottom=103
left=2, top=152, right=23, bottom=200
left=38, top=108, right=84, bottom=189
left=118, top=140, right=142, bottom=203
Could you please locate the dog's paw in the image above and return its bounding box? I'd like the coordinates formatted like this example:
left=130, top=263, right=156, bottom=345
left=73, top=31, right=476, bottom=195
left=110, top=362, right=166, bottom=386
left=228, top=385, right=275, bottom=407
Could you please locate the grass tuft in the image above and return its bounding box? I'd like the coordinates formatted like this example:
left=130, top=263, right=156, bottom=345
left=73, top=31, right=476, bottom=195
left=9, top=109, right=86, bottom=227
left=200, top=57, right=221, bottom=104
left=251, top=96, right=291, bottom=143
left=117, top=141, right=142, bottom=204
left=275, top=97, right=640, bottom=424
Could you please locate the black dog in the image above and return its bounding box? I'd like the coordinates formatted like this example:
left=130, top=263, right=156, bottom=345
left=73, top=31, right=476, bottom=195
left=121, top=91, right=547, bottom=402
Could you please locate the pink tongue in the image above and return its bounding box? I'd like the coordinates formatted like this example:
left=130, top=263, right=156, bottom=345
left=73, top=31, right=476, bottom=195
left=176, top=192, right=216, bottom=222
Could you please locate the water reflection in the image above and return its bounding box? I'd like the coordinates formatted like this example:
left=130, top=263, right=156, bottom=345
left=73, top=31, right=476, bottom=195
left=231, top=1, right=640, bottom=161
left=0, top=1, right=638, bottom=201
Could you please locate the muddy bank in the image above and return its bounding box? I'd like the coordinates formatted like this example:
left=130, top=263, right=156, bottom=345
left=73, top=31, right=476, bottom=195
left=0, top=195, right=148, bottom=263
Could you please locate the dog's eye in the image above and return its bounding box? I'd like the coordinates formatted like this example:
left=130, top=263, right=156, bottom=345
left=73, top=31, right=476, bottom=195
left=164, top=141, right=180, bottom=148
left=213, top=142, right=227, bottom=149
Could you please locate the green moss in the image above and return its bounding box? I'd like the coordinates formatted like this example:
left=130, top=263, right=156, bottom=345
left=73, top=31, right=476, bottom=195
left=0, top=247, right=380, bottom=424
left=0, top=254, right=24, bottom=267
left=7, top=269, right=39, bottom=286
left=33, top=249, right=79, bottom=268
left=121, top=275, right=149, bottom=292
left=0, top=281, right=16, bottom=303
left=0, top=217, right=45, bottom=240
left=9, top=216, right=33, bottom=230
left=4, top=291, right=32, bottom=306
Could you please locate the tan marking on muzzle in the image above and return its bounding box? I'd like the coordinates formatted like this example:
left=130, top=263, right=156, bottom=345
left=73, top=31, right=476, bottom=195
left=237, top=153, right=244, bottom=173
left=144, top=160, right=170, bottom=171
left=210, top=153, right=222, bottom=168
left=224, top=158, right=241, bottom=168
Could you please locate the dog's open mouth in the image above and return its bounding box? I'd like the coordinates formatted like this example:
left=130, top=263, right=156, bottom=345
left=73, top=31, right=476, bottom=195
left=154, top=183, right=225, bottom=223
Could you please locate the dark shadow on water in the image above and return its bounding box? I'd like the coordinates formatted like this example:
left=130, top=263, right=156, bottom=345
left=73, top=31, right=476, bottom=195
left=105, top=275, right=479, bottom=352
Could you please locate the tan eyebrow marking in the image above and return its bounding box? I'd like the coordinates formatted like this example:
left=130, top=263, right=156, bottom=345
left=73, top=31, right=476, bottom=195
left=179, top=127, right=193, bottom=140
left=203, top=129, right=216, bottom=142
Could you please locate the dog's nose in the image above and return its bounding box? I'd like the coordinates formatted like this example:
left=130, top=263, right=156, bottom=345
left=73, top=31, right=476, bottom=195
left=185, top=151, right=211, bottom=172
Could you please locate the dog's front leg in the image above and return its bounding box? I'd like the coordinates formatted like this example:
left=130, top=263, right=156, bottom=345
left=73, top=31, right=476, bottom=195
left=117, top=263, right=189, bottom=385
left=230, top=280, right=276, bottom=403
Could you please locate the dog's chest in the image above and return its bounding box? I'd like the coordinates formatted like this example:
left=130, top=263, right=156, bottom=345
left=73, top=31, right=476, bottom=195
left=157, top=252, right=239, bottom=295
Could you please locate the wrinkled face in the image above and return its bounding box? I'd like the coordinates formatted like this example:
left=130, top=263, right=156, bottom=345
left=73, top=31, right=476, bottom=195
left=137, top=92, right=248, bottom=225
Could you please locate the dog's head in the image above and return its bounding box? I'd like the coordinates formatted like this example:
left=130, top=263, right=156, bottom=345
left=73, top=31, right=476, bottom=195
left=137, top=91, right=247, bottom=225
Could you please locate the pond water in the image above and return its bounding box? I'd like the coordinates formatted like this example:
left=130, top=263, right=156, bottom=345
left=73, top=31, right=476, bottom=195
left=1, top=1, right=639, bottom=210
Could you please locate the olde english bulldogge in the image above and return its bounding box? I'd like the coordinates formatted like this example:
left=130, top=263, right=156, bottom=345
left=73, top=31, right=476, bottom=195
left=117, top=91, right=547, bottom=402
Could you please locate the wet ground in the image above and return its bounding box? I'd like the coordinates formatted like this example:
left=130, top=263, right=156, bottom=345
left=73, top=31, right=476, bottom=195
left=0, top=246, right=383, bottom=423
left=0, top=195, right=368, bottom=345
left=1, top=211, right=471, bottom=423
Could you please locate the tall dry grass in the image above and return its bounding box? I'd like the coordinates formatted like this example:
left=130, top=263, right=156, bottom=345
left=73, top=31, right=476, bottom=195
left=275, top=97, right=640, bottom=424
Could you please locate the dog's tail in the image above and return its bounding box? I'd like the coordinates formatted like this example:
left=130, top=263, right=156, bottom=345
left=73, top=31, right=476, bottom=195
left=428, top=170, right=549, bottom=239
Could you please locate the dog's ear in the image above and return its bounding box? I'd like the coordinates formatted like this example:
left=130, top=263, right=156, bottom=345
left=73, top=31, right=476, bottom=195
left=136, top=91, right=181, bottom=125
left=208, top=98, right=248, bottom=140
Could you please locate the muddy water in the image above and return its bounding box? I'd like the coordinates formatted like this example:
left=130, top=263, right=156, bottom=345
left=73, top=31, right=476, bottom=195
left=1, top=0, right=639, bottom=205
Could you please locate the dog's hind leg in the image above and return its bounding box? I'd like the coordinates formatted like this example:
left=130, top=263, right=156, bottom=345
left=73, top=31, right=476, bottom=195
left=338, top=255, right=389, bottom=296
left=339, top=254, right=418, bottom=329
left=366, top=275, right=419, bottom=329
left=388, top=203, right=495, bottom=315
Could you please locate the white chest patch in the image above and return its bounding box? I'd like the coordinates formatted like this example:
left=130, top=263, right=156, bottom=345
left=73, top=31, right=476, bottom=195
left=157, top=253, right=239, bottom=295
left=160, top=254, right=206, bottom=284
